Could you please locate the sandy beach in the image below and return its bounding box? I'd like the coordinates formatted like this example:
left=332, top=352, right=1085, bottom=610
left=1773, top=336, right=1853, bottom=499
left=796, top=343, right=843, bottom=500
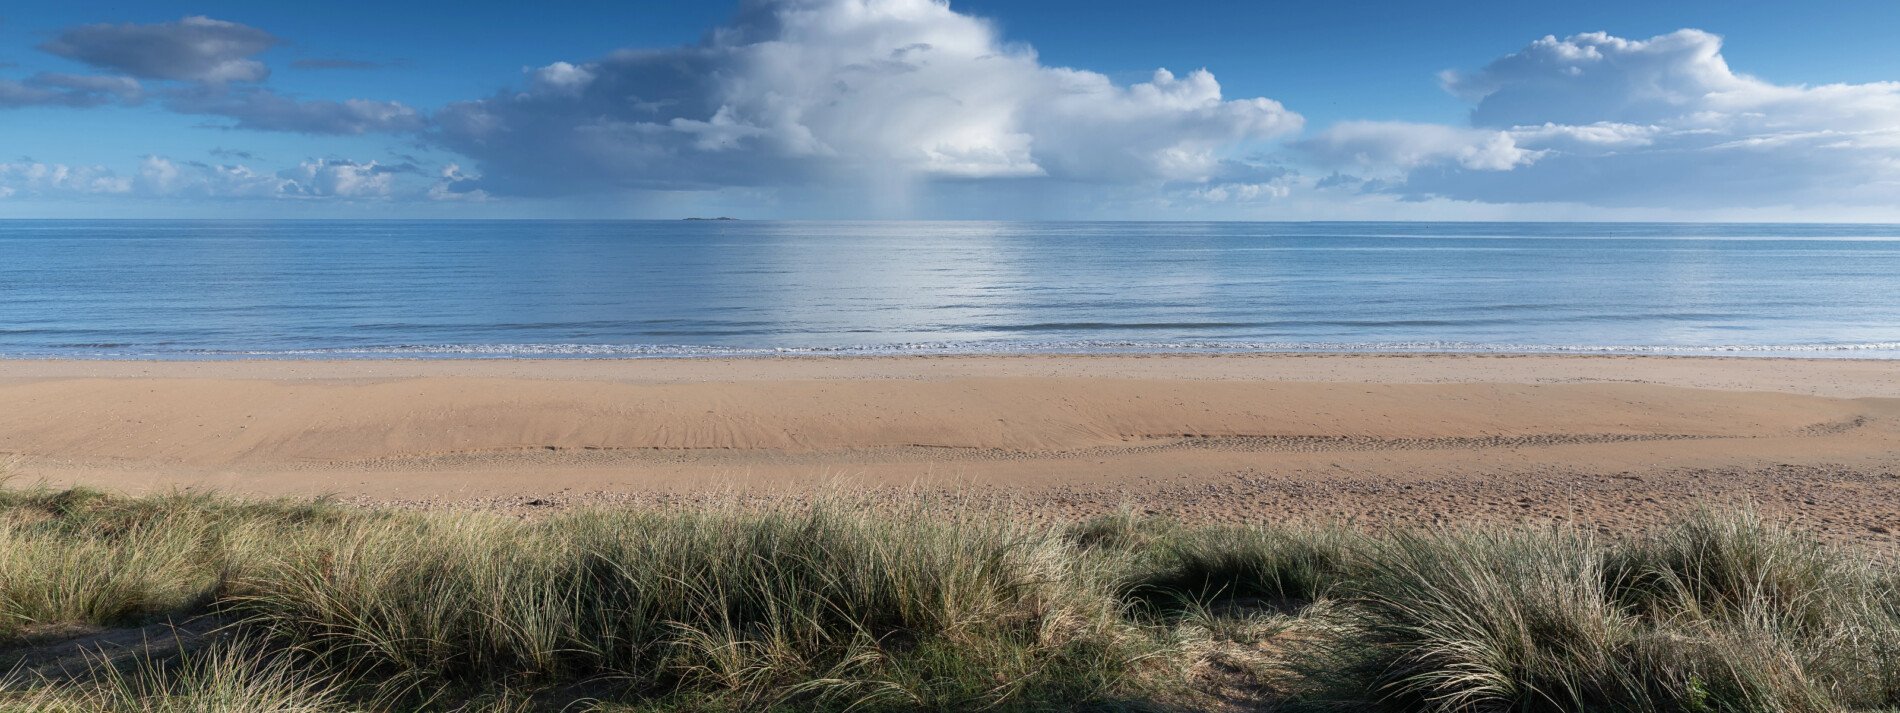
left=2, top=354, right=1897, bottom=541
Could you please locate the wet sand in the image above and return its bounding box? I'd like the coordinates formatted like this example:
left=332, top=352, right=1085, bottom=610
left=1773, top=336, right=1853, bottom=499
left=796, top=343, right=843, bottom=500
left=1, top=354, right=1897, bottom=542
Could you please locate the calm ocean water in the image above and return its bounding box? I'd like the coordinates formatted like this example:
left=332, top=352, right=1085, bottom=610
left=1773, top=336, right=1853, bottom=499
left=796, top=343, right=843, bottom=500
left=2, top=220, right=1898, bottom=359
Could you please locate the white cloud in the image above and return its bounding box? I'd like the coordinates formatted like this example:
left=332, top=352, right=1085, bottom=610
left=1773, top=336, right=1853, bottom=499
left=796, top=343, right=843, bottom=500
left=0, top=156, right=452, bottom=202
left=1506, top=122, right=1659, bottom=149
left=276, top=159, right=397, bottom=197
left=1299, top=121, right=1538, bottom=174
left=427, top=163, right=491, bottom=202
left=1184, top=177, right=1295, bottom=203
left=0, top=162, right=132, bottom=195
left=434, top=0, right=1301, bottom=196
left=1322, top=29, right=1900, bottom=209
left=528, top=62, right=595, bottom=94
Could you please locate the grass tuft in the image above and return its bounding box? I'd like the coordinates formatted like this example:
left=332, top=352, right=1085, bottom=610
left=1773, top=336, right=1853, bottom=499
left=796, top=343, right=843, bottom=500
left=1, top=637, right=352, bottom=713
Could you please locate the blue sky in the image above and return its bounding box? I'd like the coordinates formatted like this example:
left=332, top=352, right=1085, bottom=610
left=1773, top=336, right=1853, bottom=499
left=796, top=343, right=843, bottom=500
left=4, top=0, right=1900, bottom=219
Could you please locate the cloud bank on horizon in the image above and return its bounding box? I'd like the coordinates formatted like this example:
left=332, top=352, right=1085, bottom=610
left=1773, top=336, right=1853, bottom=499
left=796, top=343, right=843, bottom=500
left=1300, top=29, right=1900, bottom=211
left=3, top=0, right=1899, bottom=218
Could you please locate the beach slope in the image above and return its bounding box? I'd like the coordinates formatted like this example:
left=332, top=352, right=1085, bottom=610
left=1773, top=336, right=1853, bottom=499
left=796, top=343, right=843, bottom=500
left=2, top=355, right=1896, bottom=539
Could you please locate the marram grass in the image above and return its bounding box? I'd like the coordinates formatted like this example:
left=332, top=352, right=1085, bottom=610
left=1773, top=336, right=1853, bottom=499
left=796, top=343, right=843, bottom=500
left=1, top=482, right=1895, bottom=712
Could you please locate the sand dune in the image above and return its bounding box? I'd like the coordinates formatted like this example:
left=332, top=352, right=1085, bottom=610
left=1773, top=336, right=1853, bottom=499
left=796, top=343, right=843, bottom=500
left=3, top=355, right=1898, bottom=541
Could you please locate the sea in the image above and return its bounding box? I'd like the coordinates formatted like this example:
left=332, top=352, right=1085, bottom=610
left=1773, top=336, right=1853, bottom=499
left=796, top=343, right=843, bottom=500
left=2, top=220, right=1898, bottom=359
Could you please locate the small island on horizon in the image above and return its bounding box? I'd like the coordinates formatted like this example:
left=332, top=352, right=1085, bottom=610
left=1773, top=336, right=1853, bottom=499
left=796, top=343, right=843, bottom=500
left=681, top=216, right=740, bottom=221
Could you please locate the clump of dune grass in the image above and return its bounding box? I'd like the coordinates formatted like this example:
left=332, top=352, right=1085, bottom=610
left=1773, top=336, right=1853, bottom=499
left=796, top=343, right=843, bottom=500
left=0, top=482, right=363, bottom=643
left=2, top=480, right=1897, bottom=712
left=1297, top=530, right=1645, bottom=710
left=1609, top=510, right=1883, bottom=628
left=0, top=635, right=354, bottom=713
left=1292, top=516, right=1900, bottom=712
left=230, top=501, right=1161, bottom=709
left=1607, top=512, right=1900, bottom=711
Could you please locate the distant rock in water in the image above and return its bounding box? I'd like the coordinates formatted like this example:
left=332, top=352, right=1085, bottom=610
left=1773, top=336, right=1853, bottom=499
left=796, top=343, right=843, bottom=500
left=682, top=217, right=739, bottom=221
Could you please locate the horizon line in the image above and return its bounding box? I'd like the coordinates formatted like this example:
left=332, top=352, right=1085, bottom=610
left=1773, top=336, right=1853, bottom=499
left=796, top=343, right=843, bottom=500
left=4, top=217, right=1900, bottom=226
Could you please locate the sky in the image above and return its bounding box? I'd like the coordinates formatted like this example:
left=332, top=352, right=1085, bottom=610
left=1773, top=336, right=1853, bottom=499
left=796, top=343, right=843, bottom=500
left=4, top=0, right=1900, bottom=220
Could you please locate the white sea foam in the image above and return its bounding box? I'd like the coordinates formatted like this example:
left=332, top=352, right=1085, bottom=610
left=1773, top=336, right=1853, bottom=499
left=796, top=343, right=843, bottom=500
left=36, top=339, right=1886, bottom=359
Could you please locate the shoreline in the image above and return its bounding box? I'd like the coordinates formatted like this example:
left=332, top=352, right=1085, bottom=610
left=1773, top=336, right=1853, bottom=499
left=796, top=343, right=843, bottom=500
left=2, top=353, right=1897, bottom=543
left=5, top=346, right=1899, bottom=362
left=3, top=351, right=1899, bottom=391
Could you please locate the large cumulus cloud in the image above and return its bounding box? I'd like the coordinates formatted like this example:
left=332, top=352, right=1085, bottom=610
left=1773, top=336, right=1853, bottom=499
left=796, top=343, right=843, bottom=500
left=1300, top=29, right=1900, bottom=209
left=433, top=0, right=1301, bottom=195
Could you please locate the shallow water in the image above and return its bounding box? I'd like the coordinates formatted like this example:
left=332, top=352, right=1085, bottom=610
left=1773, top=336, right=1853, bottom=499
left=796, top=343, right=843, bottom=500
left=2, top=220, right=1898, bottom=358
